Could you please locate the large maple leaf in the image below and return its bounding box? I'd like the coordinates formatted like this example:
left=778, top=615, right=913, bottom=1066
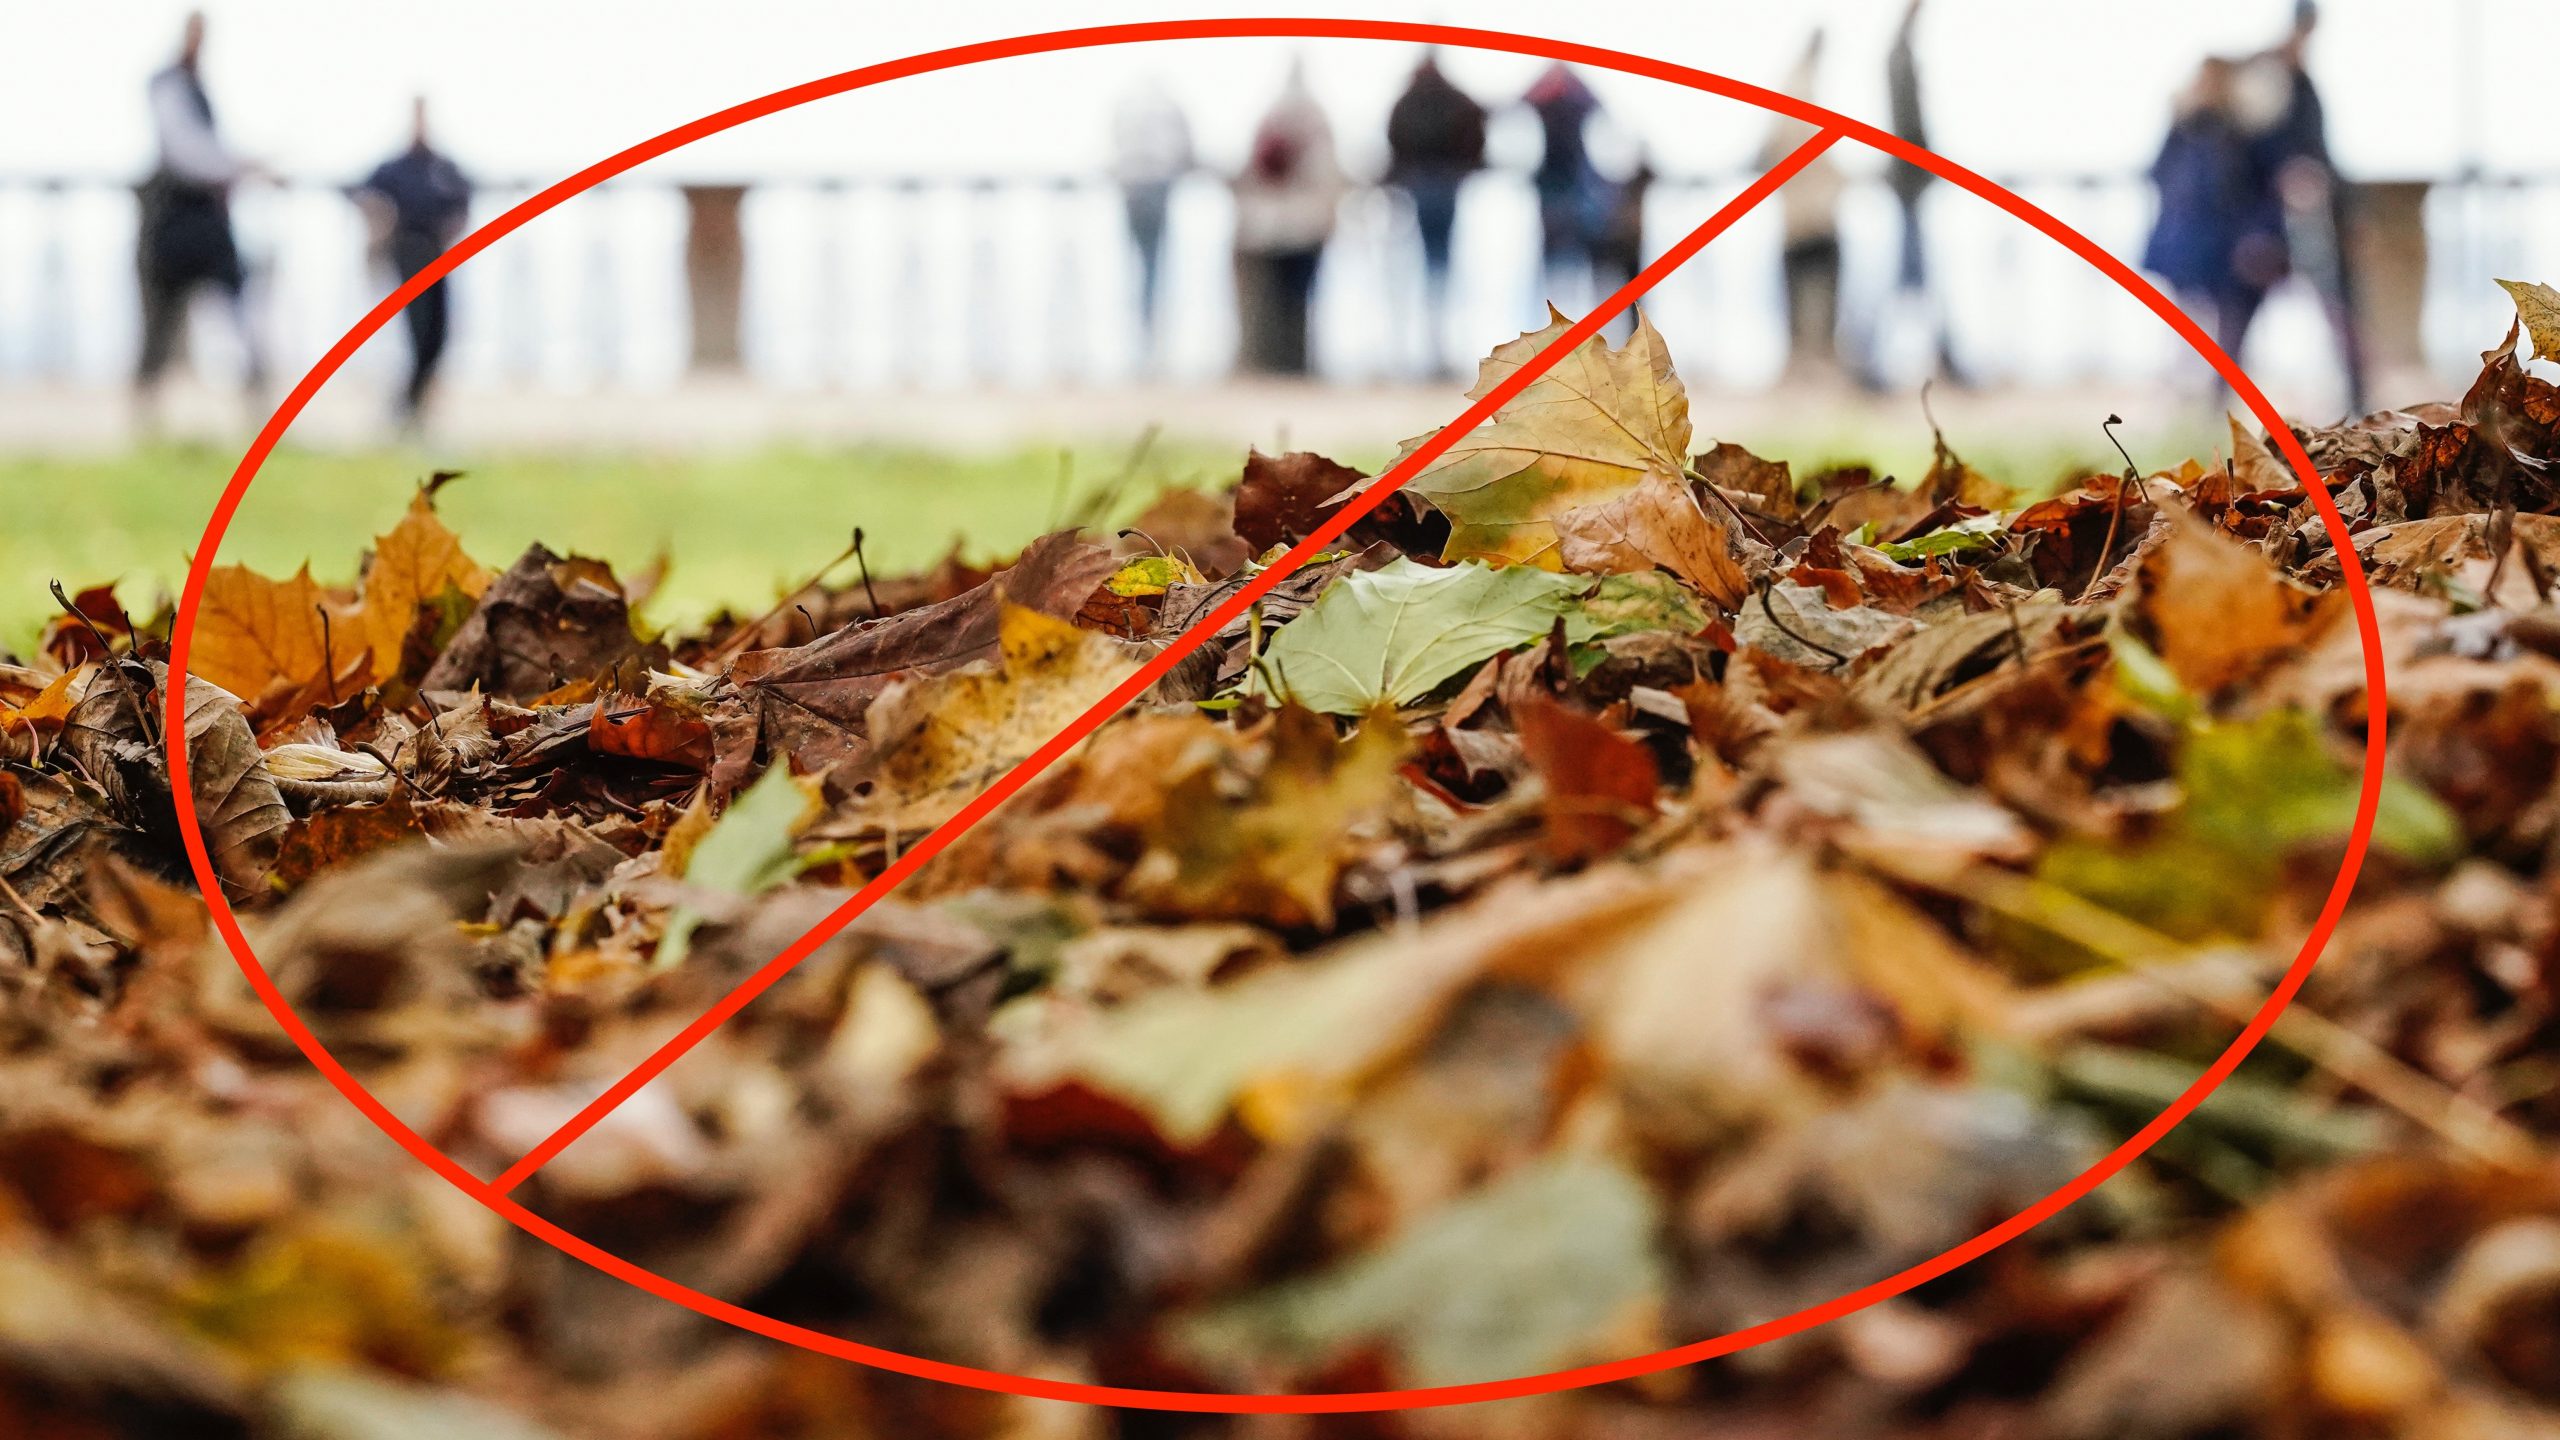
left=1388, top=309, right=1692, bottom=568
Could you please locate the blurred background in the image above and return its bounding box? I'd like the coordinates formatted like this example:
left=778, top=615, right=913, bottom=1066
left=0, top=0, right=2543, bottom=640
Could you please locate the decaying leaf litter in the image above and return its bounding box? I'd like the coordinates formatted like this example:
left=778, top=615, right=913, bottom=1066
left=12, top=297, right=2560, bottom=1438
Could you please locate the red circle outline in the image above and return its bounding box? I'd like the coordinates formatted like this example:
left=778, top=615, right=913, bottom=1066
left=164, top=19, right=2388, bottom=1416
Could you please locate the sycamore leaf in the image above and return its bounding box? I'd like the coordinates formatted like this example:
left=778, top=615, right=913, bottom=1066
left=846, top=604, right=1141, bottom=834
left=357, top=491, right=490, bottom=683
left=1389, top=309, right=1691, bottom=567
left=655, top=763, right=821, bottom=970
left=1257, top=558, right=1591, bottom=715
left=2496, top=278, right=2560, bottom=365
left=1175, top=1155, right=1664, bottom=1387
left=1553, top=470, right=1747, bottom=608
left=193, top=563, right=347, bottom=701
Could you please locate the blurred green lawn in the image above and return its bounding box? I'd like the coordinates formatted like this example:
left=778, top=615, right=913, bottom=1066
left=0, top=416, right=2194, bottom=652
left=0, top=442, right=1221, bottom=650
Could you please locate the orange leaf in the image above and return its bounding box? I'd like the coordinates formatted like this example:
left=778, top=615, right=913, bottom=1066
left=358, top=493, right=488, bottom=683
left=193, top=564, right=344, bottom=701
left=0, top=667, right=83, bottom=734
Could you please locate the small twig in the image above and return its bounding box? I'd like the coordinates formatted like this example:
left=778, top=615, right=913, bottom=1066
left=52, top=581, right=155, bottom=748
left=354, top=740, right=434, bottom=803
left=795, top=605, right=820, bottom=643
left=1755, top=582, right=1848, bottom=668
left=317, top=604, right=337, bottom=705
left=850, top=527, right=883, bottom=618
left=0, top=869, right=44, bottom=928
left=706, top=530, right=866, bottom=660
left=2077, top=414, right=2141, bottom=603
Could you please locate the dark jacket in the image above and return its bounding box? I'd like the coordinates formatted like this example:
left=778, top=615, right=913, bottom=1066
left=2144, top=112, right=2257, bottom=295
left=1386, top=64, right=1486, bottom=184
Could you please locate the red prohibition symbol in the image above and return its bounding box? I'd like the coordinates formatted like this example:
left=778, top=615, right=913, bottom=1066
left=164, top=18, right=2388, bottom=1416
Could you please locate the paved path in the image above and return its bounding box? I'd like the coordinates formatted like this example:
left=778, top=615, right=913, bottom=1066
left=0, top=367, right=2445, bottom=464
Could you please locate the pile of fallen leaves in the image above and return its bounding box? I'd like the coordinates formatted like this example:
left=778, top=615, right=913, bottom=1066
left=14, top=294, right=2560, bottom=1439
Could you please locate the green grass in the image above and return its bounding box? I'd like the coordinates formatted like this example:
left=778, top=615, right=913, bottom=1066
left=0, top=441, right=1226, bottom=648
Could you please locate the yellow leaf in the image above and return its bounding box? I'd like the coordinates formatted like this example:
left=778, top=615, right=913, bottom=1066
left=845, top=605, right=1140, bottom=834
left=358, top=492, right=489, bottom=683
left=193, top=563, right=344, bottom=701
left=1392, top=309, right=1692, bottom=568
left=1135, top=706, right=1409, bottom=929
left=2496, top=278, right=2560, bottom=365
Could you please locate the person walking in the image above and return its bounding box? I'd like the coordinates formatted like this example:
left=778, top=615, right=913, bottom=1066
left=1761, top=32, right=1848, bottom=384
left=1522, top=63, right=1610, bottom=314
left=2237, top=0, right=2366, bottom=414
left=1385, top=50, right=1486, bottom=375
left=2144, top=58, right=2269, bottom=377
left=134, top=11, right=267, bottom=429
left=356, top=98, right=471, bottom=433
left=1870, top=0, right=1965, bottom=388
left=1112, top=77, right=1192, bottom=368
left=1231, top=60, right=1343, bottom=377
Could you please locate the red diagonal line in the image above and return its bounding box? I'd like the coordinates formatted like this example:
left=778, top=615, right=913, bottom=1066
left=491, top=127, right=1845, bottom=1195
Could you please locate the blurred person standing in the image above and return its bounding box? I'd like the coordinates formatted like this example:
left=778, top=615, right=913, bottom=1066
left=2236, top=0, right=2365, bottom=414
left=1231, top=60, right=1343, bottom=377
left=1869, top=0, right=1965, bottom=388
left=1522, top=63, right=1610, bottom=313
left=135, top=11, right=267, bottom=427
left=1590, top=149, right=1654, bottom=332
left=1113, top=77, right=1192, bottom=368
left=356, top=98, right=471, bottom=433
left=1385, top=50, right=1485, bottom=375
left=1760, top=32, right=1847, bottom=384
left=2144, top=58, right=2264, bottom=369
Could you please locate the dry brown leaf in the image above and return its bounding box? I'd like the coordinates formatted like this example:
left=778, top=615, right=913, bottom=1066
left=2229, top=414, right=2296, bottom=493
left=2135, top=512, right=2337, bottom=695
left=1553, top=470, right=1748, bottom=609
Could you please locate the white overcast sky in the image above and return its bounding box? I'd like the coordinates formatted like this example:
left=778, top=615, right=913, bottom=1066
left=0, top=0, right=2538, bottom=187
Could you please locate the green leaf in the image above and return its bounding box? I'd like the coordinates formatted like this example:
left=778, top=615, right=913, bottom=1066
left=2182, top=709, right=2461, bottom=865
left=1105, top=554, right=1196, bottom=598
left=1174, top=1155, right=1663, bottom=1386
left=1871, top=514, right=2002, bottom=562
left=1255, top=558, right=1591, bottom=715
left=655, top=765, right=818, bottom=970
left=2107, top=627, right=2196, bottom=722
left=1579, top=570, right=1711, bottom=638
left=2037, top=708, right=2462, bottom=951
